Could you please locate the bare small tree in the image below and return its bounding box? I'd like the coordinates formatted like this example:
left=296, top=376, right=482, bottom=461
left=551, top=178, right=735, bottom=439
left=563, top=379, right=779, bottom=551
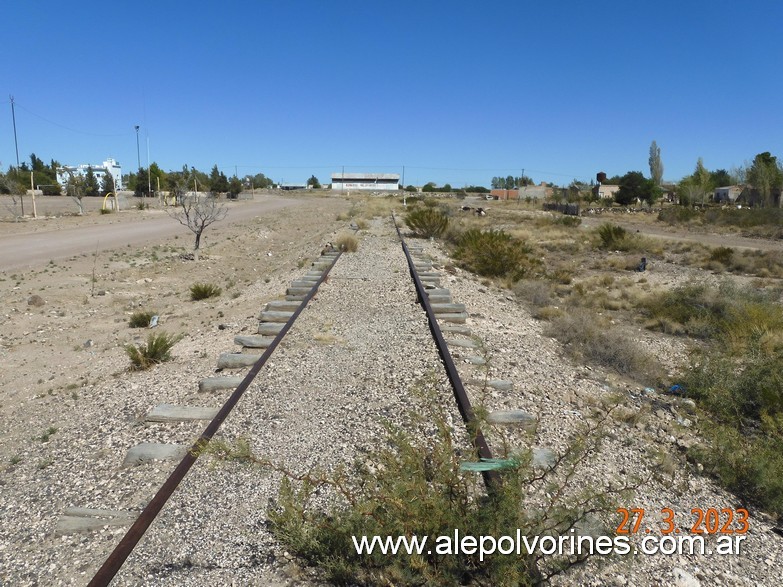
left=0, top=174, right=24, bottom=220
left=61, top=169, right=85, bottom=215
left=166, top=182, right=227, bottom=258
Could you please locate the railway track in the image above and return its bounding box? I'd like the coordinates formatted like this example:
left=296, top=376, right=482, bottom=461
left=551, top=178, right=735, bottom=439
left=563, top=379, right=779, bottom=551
left=5, top=212, right=781, bottom=586
left=58, top=218, right=540, bottom=586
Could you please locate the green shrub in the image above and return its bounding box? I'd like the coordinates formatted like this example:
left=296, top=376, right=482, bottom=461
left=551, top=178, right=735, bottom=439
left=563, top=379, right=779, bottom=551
left=125, top=332, right=183, bottom=370
left=99, top=208, right=113, bottom=215
left=709, top=246, right=734, bottom=264
left=643, top=281, right=783, bottom=347
left=689, top=423, right=783, bottom=517
left=404, top=207, right=449, bottom=238
left=685, top=346, right=783, bottom=427
left=642, top=283, right=721, bottom=338
left=129, top=310, right=155, bottom=328
left=661, top=280, right=783, bottom=516
left=261, top=388, right=636, bottom=586
left=596, top=223, right=630, bottom=250
left=453, top=229, right=538, bottom=279
left=190, top=282, right=222, bottom=300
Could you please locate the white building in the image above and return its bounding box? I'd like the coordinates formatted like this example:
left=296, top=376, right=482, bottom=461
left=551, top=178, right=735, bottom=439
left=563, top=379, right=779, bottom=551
left=56, top=158, right=123, bottom=191
left=331, top=172, right=400, bottom=191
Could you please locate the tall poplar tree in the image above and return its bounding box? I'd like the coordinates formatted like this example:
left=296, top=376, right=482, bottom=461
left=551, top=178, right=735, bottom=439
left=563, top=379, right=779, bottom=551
left=649, top=140, right=664, bottom=186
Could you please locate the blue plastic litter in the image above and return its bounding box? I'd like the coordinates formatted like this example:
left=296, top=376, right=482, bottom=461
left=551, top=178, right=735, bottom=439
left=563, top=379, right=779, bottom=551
left=669, top=384, right=684, bottom=395
left=149, top=315, right=159, bottom=328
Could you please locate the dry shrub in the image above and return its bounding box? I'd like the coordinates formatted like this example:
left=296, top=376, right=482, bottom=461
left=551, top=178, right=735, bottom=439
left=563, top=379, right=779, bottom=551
left=546, top=309, right=661, bottom=382
left=513, top=279, right=553, bottom=307
left=335, top=234, right=359, bottom=252
left=534, top=305, right=564, bottom=320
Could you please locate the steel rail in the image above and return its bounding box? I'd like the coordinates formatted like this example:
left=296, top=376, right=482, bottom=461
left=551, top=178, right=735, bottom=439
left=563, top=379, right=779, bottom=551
left=87, top=252, right=342, bottom=587
left=392, top=213, right=499, bottom=488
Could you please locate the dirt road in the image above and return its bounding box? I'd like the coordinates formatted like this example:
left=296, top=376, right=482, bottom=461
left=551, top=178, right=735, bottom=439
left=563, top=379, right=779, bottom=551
left=0, top=195, right=302, bottom=271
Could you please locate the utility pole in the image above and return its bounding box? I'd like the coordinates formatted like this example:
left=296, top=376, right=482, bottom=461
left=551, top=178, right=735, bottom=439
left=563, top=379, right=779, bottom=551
left=10, top=95, right=23, bottom=216
left=10, top=96, right=19, bottom=170
left=146, top=134, right=151, bottom=204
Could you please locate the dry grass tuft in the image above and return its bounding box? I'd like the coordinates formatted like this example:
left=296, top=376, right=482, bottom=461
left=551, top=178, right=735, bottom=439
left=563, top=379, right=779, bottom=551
left=334, top=234, right=359, bottom=253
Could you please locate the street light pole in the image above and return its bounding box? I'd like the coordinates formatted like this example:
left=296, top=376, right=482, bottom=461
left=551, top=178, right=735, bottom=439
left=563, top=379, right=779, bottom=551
left=146, top=133, right=151, bottom=203
left=134, top=125, right=143, bottom=208
left=134, top=126, right=141, bottom=171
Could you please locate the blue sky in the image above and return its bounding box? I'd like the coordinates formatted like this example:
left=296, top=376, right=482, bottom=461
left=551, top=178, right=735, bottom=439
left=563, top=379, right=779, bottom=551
left=2, top=0, right=782, bottom=187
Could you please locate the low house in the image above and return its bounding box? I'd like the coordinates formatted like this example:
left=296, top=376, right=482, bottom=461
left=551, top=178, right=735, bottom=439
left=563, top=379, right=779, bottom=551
left=713, top=185, right=743, bottom=203
left=593, top=184, right=620, bottom=200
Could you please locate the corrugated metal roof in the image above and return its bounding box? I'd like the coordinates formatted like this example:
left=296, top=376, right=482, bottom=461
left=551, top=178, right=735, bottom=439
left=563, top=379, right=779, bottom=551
left=331, top=173, right=400, bottom=180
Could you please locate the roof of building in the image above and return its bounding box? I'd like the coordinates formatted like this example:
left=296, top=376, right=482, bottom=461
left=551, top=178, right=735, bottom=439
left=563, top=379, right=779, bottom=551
left=331, top=173, right=400, bottom=181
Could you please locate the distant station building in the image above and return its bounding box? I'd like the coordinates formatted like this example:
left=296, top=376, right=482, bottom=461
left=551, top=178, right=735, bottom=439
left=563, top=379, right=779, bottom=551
left=331, top=172, right=400, bottom=191
left=56, top=158, right=124, bottom=191
left=279, top=183, right=308, bottom=191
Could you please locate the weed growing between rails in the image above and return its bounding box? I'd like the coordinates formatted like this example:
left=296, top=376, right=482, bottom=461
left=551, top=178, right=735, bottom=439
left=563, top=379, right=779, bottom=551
left=202, top=379, right=648, bottom=586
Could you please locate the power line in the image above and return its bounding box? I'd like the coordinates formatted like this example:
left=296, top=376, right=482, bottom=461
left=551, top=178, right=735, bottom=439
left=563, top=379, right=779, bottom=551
left=11, top=101, right=132, bottom=137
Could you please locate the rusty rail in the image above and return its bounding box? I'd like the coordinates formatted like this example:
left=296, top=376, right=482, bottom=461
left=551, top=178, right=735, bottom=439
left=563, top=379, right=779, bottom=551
left=392, top=213, right=498, bottom=488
